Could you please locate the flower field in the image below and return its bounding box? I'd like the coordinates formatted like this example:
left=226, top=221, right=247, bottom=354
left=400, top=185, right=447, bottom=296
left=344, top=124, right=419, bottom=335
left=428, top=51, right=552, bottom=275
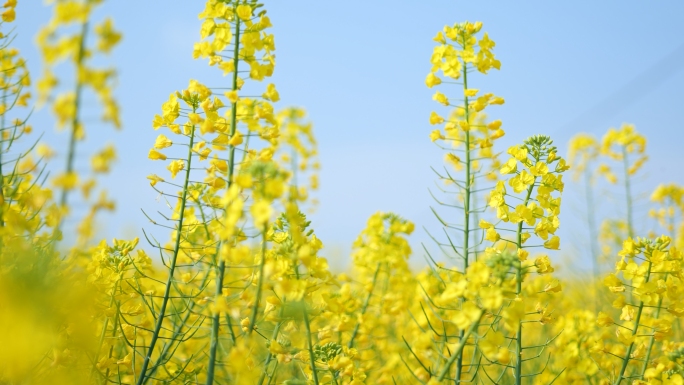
left=1, top=1, right=683, bottom=384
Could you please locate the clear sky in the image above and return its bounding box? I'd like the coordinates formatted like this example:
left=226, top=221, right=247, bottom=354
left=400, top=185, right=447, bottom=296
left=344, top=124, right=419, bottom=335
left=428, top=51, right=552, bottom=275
left=13, top=1, right=684, bottom=271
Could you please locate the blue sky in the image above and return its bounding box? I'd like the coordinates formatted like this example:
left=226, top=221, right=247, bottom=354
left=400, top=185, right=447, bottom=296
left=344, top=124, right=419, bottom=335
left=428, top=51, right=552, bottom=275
left=12, top=1, right=684, bottom=271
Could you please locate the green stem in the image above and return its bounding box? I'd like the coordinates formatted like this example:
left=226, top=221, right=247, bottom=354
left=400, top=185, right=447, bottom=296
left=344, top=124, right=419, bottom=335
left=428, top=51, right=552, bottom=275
left=205, top=245, right=225, bottom=383
left=303, top=305, right=320, bottom=385
left=614, top=261, right=652, bottom=385
left=266, top=360, right=279, bottom=385
left=248, top=226, right=268, bottom=334
left=622, top=146, right=634, bottom=238
left=348, top=262, right=382, bottom=349
left=135, top=106, right=198, bottom=385
left=329, top=368, right=339, bottom=385
left=584, top=170, right=599, bottom=276
left=639, top=298, right=662, bottom=379
left=461, top=37, right=472, bottom=273
left=146, top=268, right=213, bottom=380
left=257, top=315, right=284, bottom=385
left=641, top=209, right=678, bottom=376
left=436, top=311, right=483, bottom=381
left=59, top=20, right=88, bottom=211
left=456, top=33, right=473, bottom=384
left=103, top=308, right=120, bottom=383
left=515, top=179, right=537, bottom=385
left=0, top=87, right=6, bottom=232
left=90, top=280, right=119, bottom=381
left=206, top=16, right=242, bottom=385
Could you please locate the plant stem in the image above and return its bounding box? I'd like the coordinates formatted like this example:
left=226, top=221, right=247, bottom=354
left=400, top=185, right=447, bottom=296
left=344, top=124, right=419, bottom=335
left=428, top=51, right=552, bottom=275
left=257, top=317, right=284, bottom=385
left=622, top=146, right=634, bottom=238
left=639, top=297, right=662, bottom=379
left=135, top=106, right=198, bottom=385
left=437, top=310, right=483, bottom=381
left=59, top=20, right=88, bottom=211
left=515, top=179, right=537, bottom=385
left=90, top=279, right=120, bottom=381
left=248, top=226, right=268, bottom=334
left=205, top=16, right=242, bottom=385
left=456, top=32, right=473, bottom=384
left=0, top=87, right=6, bottom=232
left=614, top=261, right=652, bottom=385
left=303, top=305, right=320, bottom=385
left=584, top=169, right=599, bottom=274
left=348, top=262, right=382, bottom=349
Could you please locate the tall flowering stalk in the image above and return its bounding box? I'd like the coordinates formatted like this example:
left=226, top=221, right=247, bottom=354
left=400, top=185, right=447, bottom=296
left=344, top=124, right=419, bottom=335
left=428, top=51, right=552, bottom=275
left=36, top=0, right=121, bottom=244
left=344, top=213, right=415, bottom=383
left=485, top=135, right=569, bottom=384
left=595, top=236, right=684, bottom=384
left=568, top=133, right=601, bottom=281
left=193, top=1, right=279, bottom=382
left=599, top=124, right=647, bottom=240
left=420, top=21, right=506, bottom=383
left=137, top=81, right=212, bottom=385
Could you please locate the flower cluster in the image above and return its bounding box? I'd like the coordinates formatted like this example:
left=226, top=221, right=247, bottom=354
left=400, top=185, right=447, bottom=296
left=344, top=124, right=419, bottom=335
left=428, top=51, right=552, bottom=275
left=595, top=236, right=684, bottom=383
left=0, top=2, right=56, bottom=242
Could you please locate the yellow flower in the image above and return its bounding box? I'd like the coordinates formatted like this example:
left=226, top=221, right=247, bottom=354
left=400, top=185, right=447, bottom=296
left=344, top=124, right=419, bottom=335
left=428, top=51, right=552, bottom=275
left=543, top=235, right=560, bottom=250
left=619, top=305, right=635, bottom=321
left=147, top=174, right=164, bottom=186
left=429, top=111, right=444, bottom=125
left=91, top=145, right=117, bottom=173
left=251, top=200, right=272, bottom=227
left=262, top=83, right=280, bottom=102
left=225, top=90, right=238, bottom=104
left=200, top=18, right=216, bottom=39
left=509, top=169, right=534, bottom=193
left=555, top=158, right=570, bottom=172
left=219, top=59, right=235, bottom=75
left=430, top=129, right=442, bottom=142
left=499, top=158, right=517, bottom=174
left=485, top=227, right=500, bottom=242
left=529, top=161, right=548, bottom=177
left=161, top=93, right=180, bottom=122
left=479, top=286, right=503, bottom=310
left=479, top=219, right=493, bottom=229
left=490, top=128, right=505, bottom=139
left=445, top=153, right=461, bottom=169
left=236, top=4, right=252, bottom=21
left=53, top=172, right=78, bottom=190
left=148, top=149, right=167, bottom=160
left=167, top=160, right=185, bottom=178
left=37, top=144, right=55, bottom=159
left=425, top=72, right=441, bottom=88
left=432, top=91, right=448, bottom=106
left=507, top=145, right=528, bottom=161
left=1, top=7, right=15, bottom=22
left=154, top=134, right=172, bottom=149
left=94, top=18, right=122, bottom=53
left=228, top=131, right=243, bottom=146
left=534, top=255, right=554, bottom=274
left=487, top=120, right=502, bottom=130
left=464, top=88, right=478, bottom=97
left=453, top=302, right=481, bottom=330
left=615, top=328, right=635, bottom=345
left=188, top=113, right=203, bottom=124
left=432, top=31, right=445, bottom=44
left=240, top=317, right=252, bottom=332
